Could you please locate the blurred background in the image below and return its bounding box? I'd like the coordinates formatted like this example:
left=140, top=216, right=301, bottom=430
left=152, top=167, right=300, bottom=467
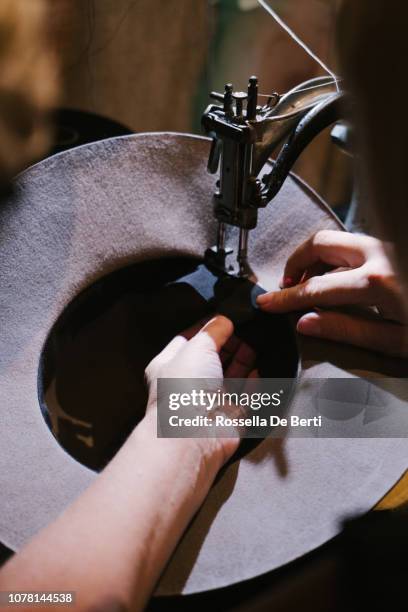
left=46, top=0, right=352, bottom=216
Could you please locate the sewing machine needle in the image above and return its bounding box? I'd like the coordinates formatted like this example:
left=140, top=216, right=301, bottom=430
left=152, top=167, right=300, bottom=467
left=217, top=222, right=226, bottom=252
left=238, top=228, right=249, bottom=276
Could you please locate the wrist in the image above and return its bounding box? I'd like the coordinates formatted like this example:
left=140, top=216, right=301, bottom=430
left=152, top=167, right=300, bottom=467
left=132, top=407, right=227, bottom=484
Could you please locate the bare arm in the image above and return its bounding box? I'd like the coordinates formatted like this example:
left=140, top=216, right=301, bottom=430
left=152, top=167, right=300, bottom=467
left=0, top=413, right=224, bottom=611
left=0, top=317, right=238, bottom=611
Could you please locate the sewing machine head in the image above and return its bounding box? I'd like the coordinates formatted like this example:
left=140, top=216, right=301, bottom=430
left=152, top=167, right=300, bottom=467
left=202, top=75, right=344, bottom=277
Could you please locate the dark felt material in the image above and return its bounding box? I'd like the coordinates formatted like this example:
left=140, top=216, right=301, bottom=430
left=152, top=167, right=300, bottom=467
left=42, top=259, right=295, bottom=471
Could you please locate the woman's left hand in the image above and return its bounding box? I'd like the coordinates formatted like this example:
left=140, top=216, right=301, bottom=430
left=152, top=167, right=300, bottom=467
left=256, top=230, right=408, bottom=357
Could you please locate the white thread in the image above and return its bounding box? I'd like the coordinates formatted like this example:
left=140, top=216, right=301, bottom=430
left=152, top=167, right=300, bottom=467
left=258, top=78, right=343, bottom=100
left=257, top=0, right=340, bottom=92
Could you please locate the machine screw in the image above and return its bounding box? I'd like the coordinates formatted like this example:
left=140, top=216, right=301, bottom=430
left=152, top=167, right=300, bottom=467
left=247, top=76, right=258, bottom=120
left=232, top=91, right=247, bottom=118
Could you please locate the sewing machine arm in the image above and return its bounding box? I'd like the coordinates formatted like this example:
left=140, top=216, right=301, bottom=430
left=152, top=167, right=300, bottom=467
left=261, top=92, right=345, bottom=202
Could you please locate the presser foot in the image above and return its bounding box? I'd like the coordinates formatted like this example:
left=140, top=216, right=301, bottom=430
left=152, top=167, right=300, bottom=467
left=204, top=245, right=251, bottom=278
left=204, top=245, right=233, bottom=277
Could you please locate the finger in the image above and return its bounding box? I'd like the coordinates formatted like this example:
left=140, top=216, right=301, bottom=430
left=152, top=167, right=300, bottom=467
left=225, top=341, right=257, bottom=378
left=297, top=310, right=408, bottom=358
left=281, top=230, right=369, bottom=287
left=220, top=335, right=242, bottom=366
left=222, top=334, right=242, bottom=355
left=196, top=315, right=234, bottom=352
left=257, top=268, right=369, bottom=313
left=220, top=334, right=248, bottom=370
left=242, top=369, right=260, bottom=395
left=220, top=335, right=241, bottom=368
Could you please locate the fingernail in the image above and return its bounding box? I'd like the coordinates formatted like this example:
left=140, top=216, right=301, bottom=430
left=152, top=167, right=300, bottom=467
left=279, top=276, right=294, bottom=289
left=256, top=293, right=268, bottom=304
left=297, top=312, right=321, bottom=336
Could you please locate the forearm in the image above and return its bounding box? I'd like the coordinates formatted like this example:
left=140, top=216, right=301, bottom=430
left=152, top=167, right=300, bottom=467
left=0, top=411, right=221, bottom=611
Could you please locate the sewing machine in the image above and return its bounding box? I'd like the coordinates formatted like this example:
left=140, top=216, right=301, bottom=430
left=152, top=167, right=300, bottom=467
left=202, top=75, right=345, bottom=276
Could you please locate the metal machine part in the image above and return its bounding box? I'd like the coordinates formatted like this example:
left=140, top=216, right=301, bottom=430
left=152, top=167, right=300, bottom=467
left=202, top=75, right=345, bottom=276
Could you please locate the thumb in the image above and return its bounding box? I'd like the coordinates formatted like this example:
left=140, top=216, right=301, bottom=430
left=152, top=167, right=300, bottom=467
left=195, top=315, right=234, bottom=352
left=297, top=310, right=408, bottom=358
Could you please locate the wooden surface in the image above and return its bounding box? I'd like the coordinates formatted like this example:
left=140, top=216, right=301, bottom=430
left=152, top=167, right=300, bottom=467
left=376, top=470, right=408, bottom=510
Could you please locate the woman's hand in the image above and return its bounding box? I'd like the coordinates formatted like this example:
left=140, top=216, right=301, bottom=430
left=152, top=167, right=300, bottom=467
left=144, top=315, right=242, bottom=468
left=0, top=316, right=245, bottom=612
left=257, top=230, right=408, bottom=357
left=145, top=316, right=232, bottom=402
